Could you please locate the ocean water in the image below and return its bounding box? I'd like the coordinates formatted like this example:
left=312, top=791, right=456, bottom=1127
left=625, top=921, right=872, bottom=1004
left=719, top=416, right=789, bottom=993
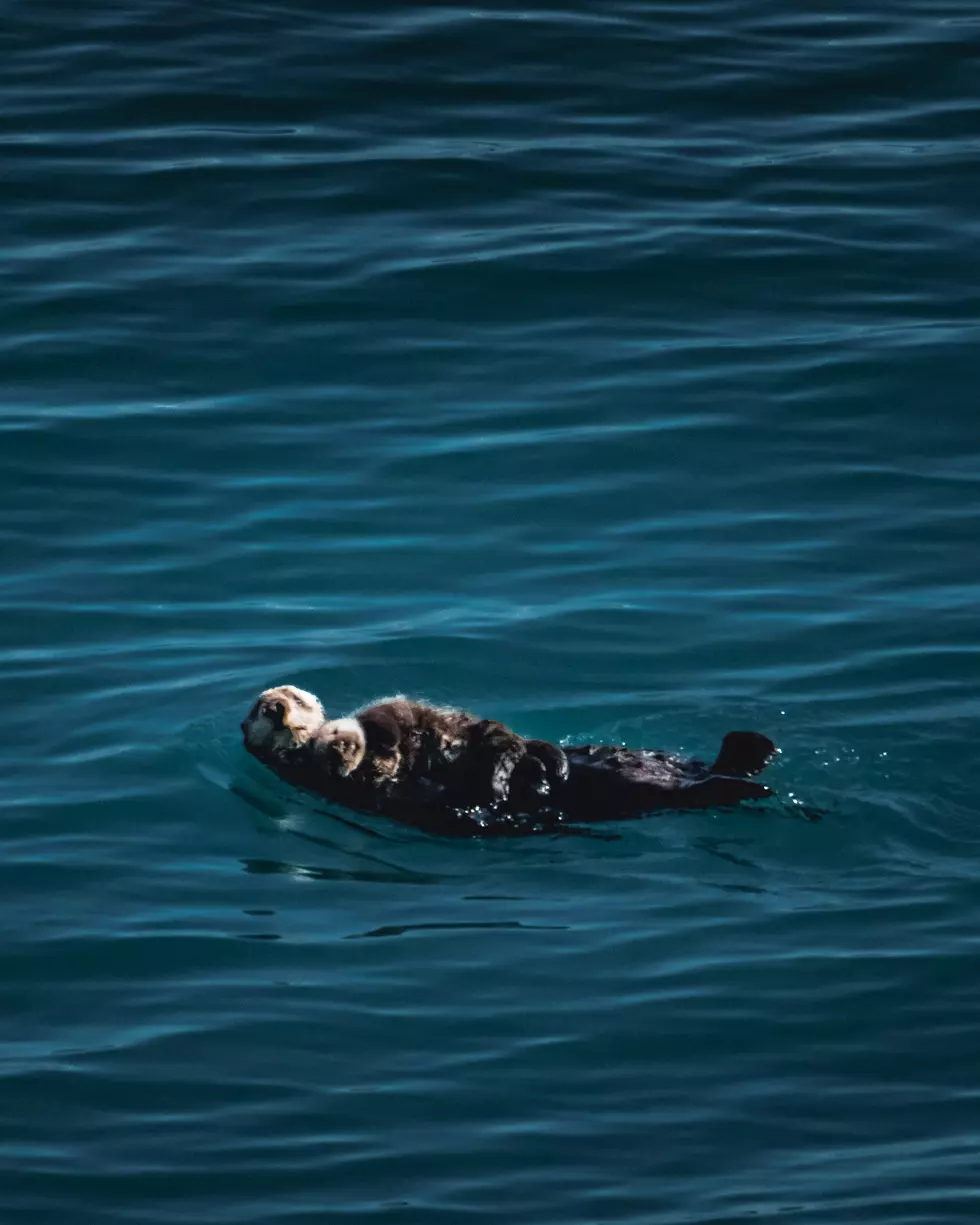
left=3, top=1, right=980, bottom=1220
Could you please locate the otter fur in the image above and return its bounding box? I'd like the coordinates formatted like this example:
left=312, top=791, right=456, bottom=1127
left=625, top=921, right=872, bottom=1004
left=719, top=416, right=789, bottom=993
left=556, top=731, right=776, bottom=819
left=241, top=686, right=568, bottom=812
left=241, top=685, right=777, bottom=834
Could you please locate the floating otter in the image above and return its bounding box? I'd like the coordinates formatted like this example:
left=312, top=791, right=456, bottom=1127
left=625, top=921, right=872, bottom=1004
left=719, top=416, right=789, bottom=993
left=241, top=686, right=568, bottom=811
left=241, top=685, right=777, bottom=835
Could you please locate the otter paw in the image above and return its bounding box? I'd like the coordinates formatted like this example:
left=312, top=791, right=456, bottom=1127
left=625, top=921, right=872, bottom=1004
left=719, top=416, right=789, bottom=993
left=507, top=740, right=568, bottom=809
left=524, top=739, right=569, bottom=786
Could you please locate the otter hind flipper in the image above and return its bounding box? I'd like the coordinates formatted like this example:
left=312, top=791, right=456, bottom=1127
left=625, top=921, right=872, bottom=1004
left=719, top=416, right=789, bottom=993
left=708, top=731, right=777, bottom=779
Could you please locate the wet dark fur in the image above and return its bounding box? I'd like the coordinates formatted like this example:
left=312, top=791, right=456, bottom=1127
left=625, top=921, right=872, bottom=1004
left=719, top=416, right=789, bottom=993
left=348, top=699, right=568, bottom=805
left=245, top=695, right=568, bottom=811
left=554, top=731, right=775, bottom=819
left=243, top=691, right=776, bottom=837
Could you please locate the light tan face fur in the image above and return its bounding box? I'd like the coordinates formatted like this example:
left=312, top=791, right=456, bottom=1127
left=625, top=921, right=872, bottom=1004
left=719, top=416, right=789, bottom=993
left=242, top=684, right=326, bottom=753
left=315, top=718, right=367, bottom=776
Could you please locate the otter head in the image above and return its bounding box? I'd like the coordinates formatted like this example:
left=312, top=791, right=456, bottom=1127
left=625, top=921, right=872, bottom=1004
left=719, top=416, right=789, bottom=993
left=313, top=717, right=367, bottom=777
left=242, top=684, right=326, bottom=756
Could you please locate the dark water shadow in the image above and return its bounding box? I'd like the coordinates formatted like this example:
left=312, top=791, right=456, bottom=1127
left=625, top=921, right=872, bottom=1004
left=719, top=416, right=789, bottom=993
left=345, top=920, right=568, bottom=940
left=702, top=880, right=770, bottom=895
left=692, top=836, right=762, bottom=871
left=240, top=856, right=443, bottom=886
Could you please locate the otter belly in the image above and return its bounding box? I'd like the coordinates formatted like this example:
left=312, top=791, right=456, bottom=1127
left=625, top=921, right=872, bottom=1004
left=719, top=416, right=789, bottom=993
left=552, top=746, right=772, bottom=820
left=246, top=732, right=774, bottom=834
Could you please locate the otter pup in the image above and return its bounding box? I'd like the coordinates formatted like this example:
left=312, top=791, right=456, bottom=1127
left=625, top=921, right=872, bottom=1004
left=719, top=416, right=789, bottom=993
left=241, top=686, right=567, bottom=809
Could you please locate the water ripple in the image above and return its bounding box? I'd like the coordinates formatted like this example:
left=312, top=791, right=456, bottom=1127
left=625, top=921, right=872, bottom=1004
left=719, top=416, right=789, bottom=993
left=3, top=1, right=980, bottom=1222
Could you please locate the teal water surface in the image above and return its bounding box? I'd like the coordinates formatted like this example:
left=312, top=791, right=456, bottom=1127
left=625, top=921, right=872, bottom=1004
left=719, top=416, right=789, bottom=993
left=3, top=2, right=980, bottom=1222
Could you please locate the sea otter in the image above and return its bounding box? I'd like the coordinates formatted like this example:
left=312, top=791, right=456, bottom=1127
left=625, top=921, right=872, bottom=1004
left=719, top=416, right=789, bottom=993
left=241, top=685, right=777, bottom=834
left=241, top=686, right=568, bottom=810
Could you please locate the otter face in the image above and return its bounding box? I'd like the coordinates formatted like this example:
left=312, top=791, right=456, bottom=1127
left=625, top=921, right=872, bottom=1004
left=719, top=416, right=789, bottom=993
left=242, top=684, right=326, bottom=755
left=313, top=718, right=367, bottom=777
